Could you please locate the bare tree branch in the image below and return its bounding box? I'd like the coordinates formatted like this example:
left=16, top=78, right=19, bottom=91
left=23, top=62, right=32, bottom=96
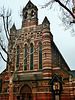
left=0, top=52, right=7, bottom=63
left=43, top=0, right=75, bottom=19
left=0, top=7, right=11, bottom=41
left=55, top=0, right=75, bottom=19
left=6, top=9, right=11, bottom=36
left=11, top=37, right=43, bottom=80
left=0, top=42, right=9, bottom=56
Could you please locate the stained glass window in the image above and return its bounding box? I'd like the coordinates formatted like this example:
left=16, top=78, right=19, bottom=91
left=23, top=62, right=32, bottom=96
left=30, top=43, right=33, bottom=70
left=39, top=42, right=42, bottom=69
left=24, top=44, right=27, bottom=70
left=16, top=45, right=19, bottom=68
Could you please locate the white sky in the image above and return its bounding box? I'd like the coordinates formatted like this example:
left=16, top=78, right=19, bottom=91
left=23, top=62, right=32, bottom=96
left=0, top=0, right=75, bottom=73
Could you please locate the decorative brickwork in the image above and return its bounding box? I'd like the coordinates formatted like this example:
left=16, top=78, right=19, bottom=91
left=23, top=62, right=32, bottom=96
left=0, top=1, right=75, bottom=100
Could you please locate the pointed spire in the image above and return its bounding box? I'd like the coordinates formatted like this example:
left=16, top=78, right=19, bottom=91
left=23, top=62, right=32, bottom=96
left=10, top=23, right=16, bottom=33
left=42, top=16, right=50, bottom=28
left=23, top=0, right=38, bottom=11
left=11, top=23, right=16, bottom=30
left=42, top=16, right=50, bottom=24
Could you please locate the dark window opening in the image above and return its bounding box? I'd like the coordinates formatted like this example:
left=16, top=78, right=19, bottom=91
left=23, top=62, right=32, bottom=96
left=31, top=10, right=35, bottom=17
left=25, top=12, right=28, bottom=19
left=39, top=42, right=42, bottom=69
left=0, top=79, right=2, bottom=92
left=30, top=43, right=33, bottom=70
left=24, top=45, right=28, bottom=70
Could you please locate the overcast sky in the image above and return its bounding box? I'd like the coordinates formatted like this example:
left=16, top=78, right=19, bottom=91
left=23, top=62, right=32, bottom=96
left=0, top=0, right=75, bottom=73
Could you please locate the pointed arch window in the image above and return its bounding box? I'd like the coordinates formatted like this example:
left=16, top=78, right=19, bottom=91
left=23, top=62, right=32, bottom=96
left=39, top=42, right=42, bottom=69
left=31, top=10, right=35, bottom=17
left=25, top=12, right=28, bottom=19
left=30, top=43, right=33, bottom=70
left=24, top=44, right=28, bottom=70
left=16, top=45, right=20, bottom=68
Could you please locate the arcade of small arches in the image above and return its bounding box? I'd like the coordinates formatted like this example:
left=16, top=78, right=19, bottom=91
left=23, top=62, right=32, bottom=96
left=24, top=32, right=42, bottom=39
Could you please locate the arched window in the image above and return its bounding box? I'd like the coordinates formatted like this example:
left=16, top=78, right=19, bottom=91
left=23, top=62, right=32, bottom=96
left=25, top=12, right=28, bottom=19
left=16, top=45, right=20, bottom=69
left=39, top=42, right=42, bottom=69
left=31, top=10, right=35, bottom=17
left=30, top=43, right=33, bottom=70
left=24, top=44, right=28, bottom=70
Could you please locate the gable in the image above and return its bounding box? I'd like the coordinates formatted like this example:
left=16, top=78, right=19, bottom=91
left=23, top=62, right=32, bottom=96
left=49, top=74, right=64, bottom=85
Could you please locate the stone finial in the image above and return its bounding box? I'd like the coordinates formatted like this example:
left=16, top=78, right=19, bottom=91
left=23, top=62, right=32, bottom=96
left=10, top=23, right=16, bottom=33
left=11, top=23, right=16, bottom=30
left=42, top=16, right=50, bottom=28
left=42, top=16, right=50, bottom=24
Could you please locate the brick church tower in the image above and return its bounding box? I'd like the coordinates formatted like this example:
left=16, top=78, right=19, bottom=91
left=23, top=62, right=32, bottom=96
left=0, top=1, right=75, bottom=100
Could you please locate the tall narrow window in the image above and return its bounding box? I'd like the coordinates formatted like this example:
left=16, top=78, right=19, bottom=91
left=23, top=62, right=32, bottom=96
left=30, top=43, right=33, bottom=70
left=25, top=12, right=28, bottom=19
left=24, top=44, right=27, bottom=70
left=16, top=45, right=19, bottom=68
left=39, top=42, right=42, bottom=69
left=0, top=79, right=2, bottom=92
left=31, top=10, right=34, bottom=17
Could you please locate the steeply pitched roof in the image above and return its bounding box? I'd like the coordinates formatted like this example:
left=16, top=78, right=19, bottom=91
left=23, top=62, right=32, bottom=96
left=23, top=0, right=38, bottom=11
left=10, top=23, right=16, bottom=30
left=49, top=74, right=64, bottom=85
left=42, top=16, right=50, bottom=24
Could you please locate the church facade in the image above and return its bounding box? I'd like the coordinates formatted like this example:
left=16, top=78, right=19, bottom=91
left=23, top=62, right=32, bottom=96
left=0, top=1, right=75, bottom=100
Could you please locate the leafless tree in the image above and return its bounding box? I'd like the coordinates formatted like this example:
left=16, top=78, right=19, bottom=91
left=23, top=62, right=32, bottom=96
left=0, top=7, right=15, bottom=100
left=0, top=7, right=42, bottom=100
left=42, top=0, right=75, bottom=35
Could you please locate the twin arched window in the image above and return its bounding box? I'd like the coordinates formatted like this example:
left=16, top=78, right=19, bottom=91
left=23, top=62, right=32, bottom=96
left=24, top=43, right=33, bottom=70
left=24, top=10, right=34, bottom=19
